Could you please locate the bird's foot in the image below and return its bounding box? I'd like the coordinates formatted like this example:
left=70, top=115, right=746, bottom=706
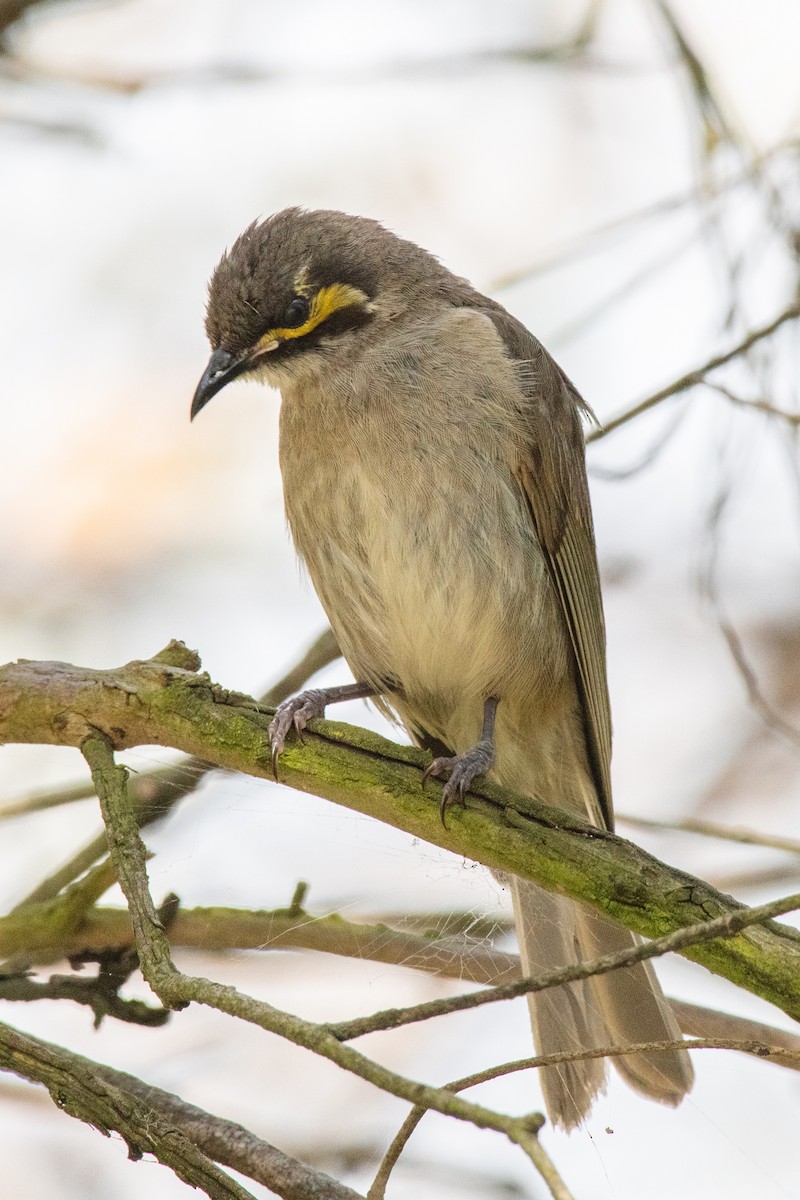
left=422, top=738, right=495, bottom=825
left=268, top=680, right=378, bottom=776
left=269, top=689, right=329, bottom=774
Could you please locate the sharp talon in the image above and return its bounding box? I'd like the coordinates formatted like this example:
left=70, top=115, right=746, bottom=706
left=268, top=689, right=332, bottom=778
left=421, top=761, right=442, bottom=789
left=439, top=778, right=466, bottom=827
left=424, top=745, right=494, bottom=827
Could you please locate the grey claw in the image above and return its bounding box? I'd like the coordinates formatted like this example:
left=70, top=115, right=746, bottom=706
left=269, top=690, right=328, bottom=775
left=422, top=743, right=494, bottom=827
left=421, top=758, right=444, bottom=788
left=268, top=712, right=290, bottom=778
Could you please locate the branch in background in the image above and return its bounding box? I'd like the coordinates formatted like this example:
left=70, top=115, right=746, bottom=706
left=326, top=890, right=800, bottom=1042
left=3, top=645, right=800, bottom=1021
left=0, top=0, right=67, bottom=38
left=0, top=898, right=524, bottom=985
left=491, top=140, right=799, bottom=292
left=4, top=893, right=800, bottom=1075
left=713, top=863, right=800, bottom=894
left=710, top=381, right=800, bottom=427
left=588, top=301, right=800, bottom=442
left=2, top=856, right=120, bottom=975
left=670, top=999, right=800, bottom=1067
left=0, top=1019, right=364, bottom=1200
left=0, top=1020, right=256, bottom=1200
left=651, top=0, right=741, bottom=156
left=0, top=964, right=168, bottom=1028
left=700, top=474, right=800, bottom=751
left=618, top=812, right=800, bottom=856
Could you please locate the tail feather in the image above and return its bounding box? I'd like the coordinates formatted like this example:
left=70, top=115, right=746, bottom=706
left=574, top=902, right=695, bottom=1103
left=510, top=878, right=694, bottom=1130
left=510, top=881, right=607, bottom=1129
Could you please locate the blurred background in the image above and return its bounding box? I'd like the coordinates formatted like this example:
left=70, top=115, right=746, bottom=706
left=1, top=0, right=800, bottom=1196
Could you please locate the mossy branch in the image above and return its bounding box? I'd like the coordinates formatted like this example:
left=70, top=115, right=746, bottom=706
left=78, top=729, right=552, bottom=1183
left=0, top=1019, right=257, bottom=1199
left=2, top=644, right=800, bottom=1023
left=0, top=1019, right=364, bottom=1200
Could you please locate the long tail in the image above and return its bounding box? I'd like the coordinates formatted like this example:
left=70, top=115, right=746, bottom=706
left=510, top=878, right=694, bottom=1130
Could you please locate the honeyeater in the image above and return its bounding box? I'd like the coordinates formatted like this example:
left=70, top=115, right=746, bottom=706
left=191, top=207, right=694, bottom=1129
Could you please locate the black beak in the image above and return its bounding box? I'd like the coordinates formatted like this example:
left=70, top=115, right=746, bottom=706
left=190, top=347, right=251, bottom=420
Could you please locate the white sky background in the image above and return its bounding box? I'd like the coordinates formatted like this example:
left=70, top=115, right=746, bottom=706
left=1, top=1, right=800, bottom=1197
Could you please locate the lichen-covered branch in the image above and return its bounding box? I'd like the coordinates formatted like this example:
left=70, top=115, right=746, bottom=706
left=7, top=627, right=340, bottom=907
left=76, top=730, right=549, bottom=1173
left=2, top=645, right=800, bottom=1021
left=0, top=1020, right=256, bottom=1199
left=0, top=1019, right=364, bottom=1200
left=0, top=897, right=522, bottom=984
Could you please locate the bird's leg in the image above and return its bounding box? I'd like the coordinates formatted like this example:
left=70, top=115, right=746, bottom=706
left=422, top=696, right=499, bottom=822
left=269, top=681, right=378, bottom=773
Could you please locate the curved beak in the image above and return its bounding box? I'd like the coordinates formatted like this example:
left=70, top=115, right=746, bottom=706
left=190, top=347, right=251, bottom=420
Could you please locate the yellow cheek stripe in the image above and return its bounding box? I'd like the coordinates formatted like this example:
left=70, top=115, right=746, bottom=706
left=255, top=283, right=368, bottom=353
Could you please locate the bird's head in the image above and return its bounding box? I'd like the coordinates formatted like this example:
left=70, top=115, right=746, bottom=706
left=191, top=207, right=458, bottom=418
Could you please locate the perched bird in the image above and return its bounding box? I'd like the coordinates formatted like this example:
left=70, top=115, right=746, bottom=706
left=191, top=207, right=694, bottom=1129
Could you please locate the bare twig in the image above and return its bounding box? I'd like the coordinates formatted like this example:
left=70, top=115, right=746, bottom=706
left=490, top=140, right=797, bottom=291
left=670, top=999, right=800, bottom=1067
left=651, top=0, right=741, bottom=156
left=327, top=890, right=800, bottom=1042
left=0, top=899, right=524, bottom=985
left=618, top=812, right=800, bottom=856
left=588, top=302, right=800, bottom=442
left=700, top=483, right=800, bottom=749
left=709, top=381, right=800, bottom=427
left=0, top=967, right=168, bottom=1028
left=369, top=1065, right=568, bottom=1200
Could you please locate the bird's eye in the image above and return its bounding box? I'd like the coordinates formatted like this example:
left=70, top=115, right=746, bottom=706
left=283, top=296, right=310, bottom=328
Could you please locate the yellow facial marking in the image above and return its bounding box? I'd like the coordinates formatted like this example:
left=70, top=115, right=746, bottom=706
left=254, top=283, right=368, bottom=354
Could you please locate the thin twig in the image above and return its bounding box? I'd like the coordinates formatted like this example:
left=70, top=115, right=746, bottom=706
left=369, top=1024, right=800, bottom=1198
left=588, top=301, right=800, bottom=442
left=710, top=381, right=800, bottom=427
left=490, top=140, right=797, bottom=291
left=328, top=890, right=800, bottom=1042
left=618, top=812, right=800, bottom=855
left=369, top=1069, right=567, bottom=1200
left=670, top=999, right=800, bottom=1066
left=436, top=1035, right=800, bottom=1088
left=700, top=480, right=800, bottom=749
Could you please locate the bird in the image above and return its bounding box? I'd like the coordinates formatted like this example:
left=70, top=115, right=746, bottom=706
left=191, top=207, right=694, bottom=1130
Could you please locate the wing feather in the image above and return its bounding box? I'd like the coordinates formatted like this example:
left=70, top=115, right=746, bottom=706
left=484, top=305, right=614, bottom=828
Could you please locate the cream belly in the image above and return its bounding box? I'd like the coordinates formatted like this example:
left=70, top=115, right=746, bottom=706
left=277, top=306, right=579, bottom=791
left=283, top=429, right=576, bottom=768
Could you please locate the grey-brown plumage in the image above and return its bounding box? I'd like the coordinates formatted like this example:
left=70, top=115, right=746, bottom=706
left=192, top=207, right=694, bottom=1129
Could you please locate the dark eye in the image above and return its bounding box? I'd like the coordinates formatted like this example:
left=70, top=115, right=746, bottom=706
left=283, top=296, right=310, bottom=328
